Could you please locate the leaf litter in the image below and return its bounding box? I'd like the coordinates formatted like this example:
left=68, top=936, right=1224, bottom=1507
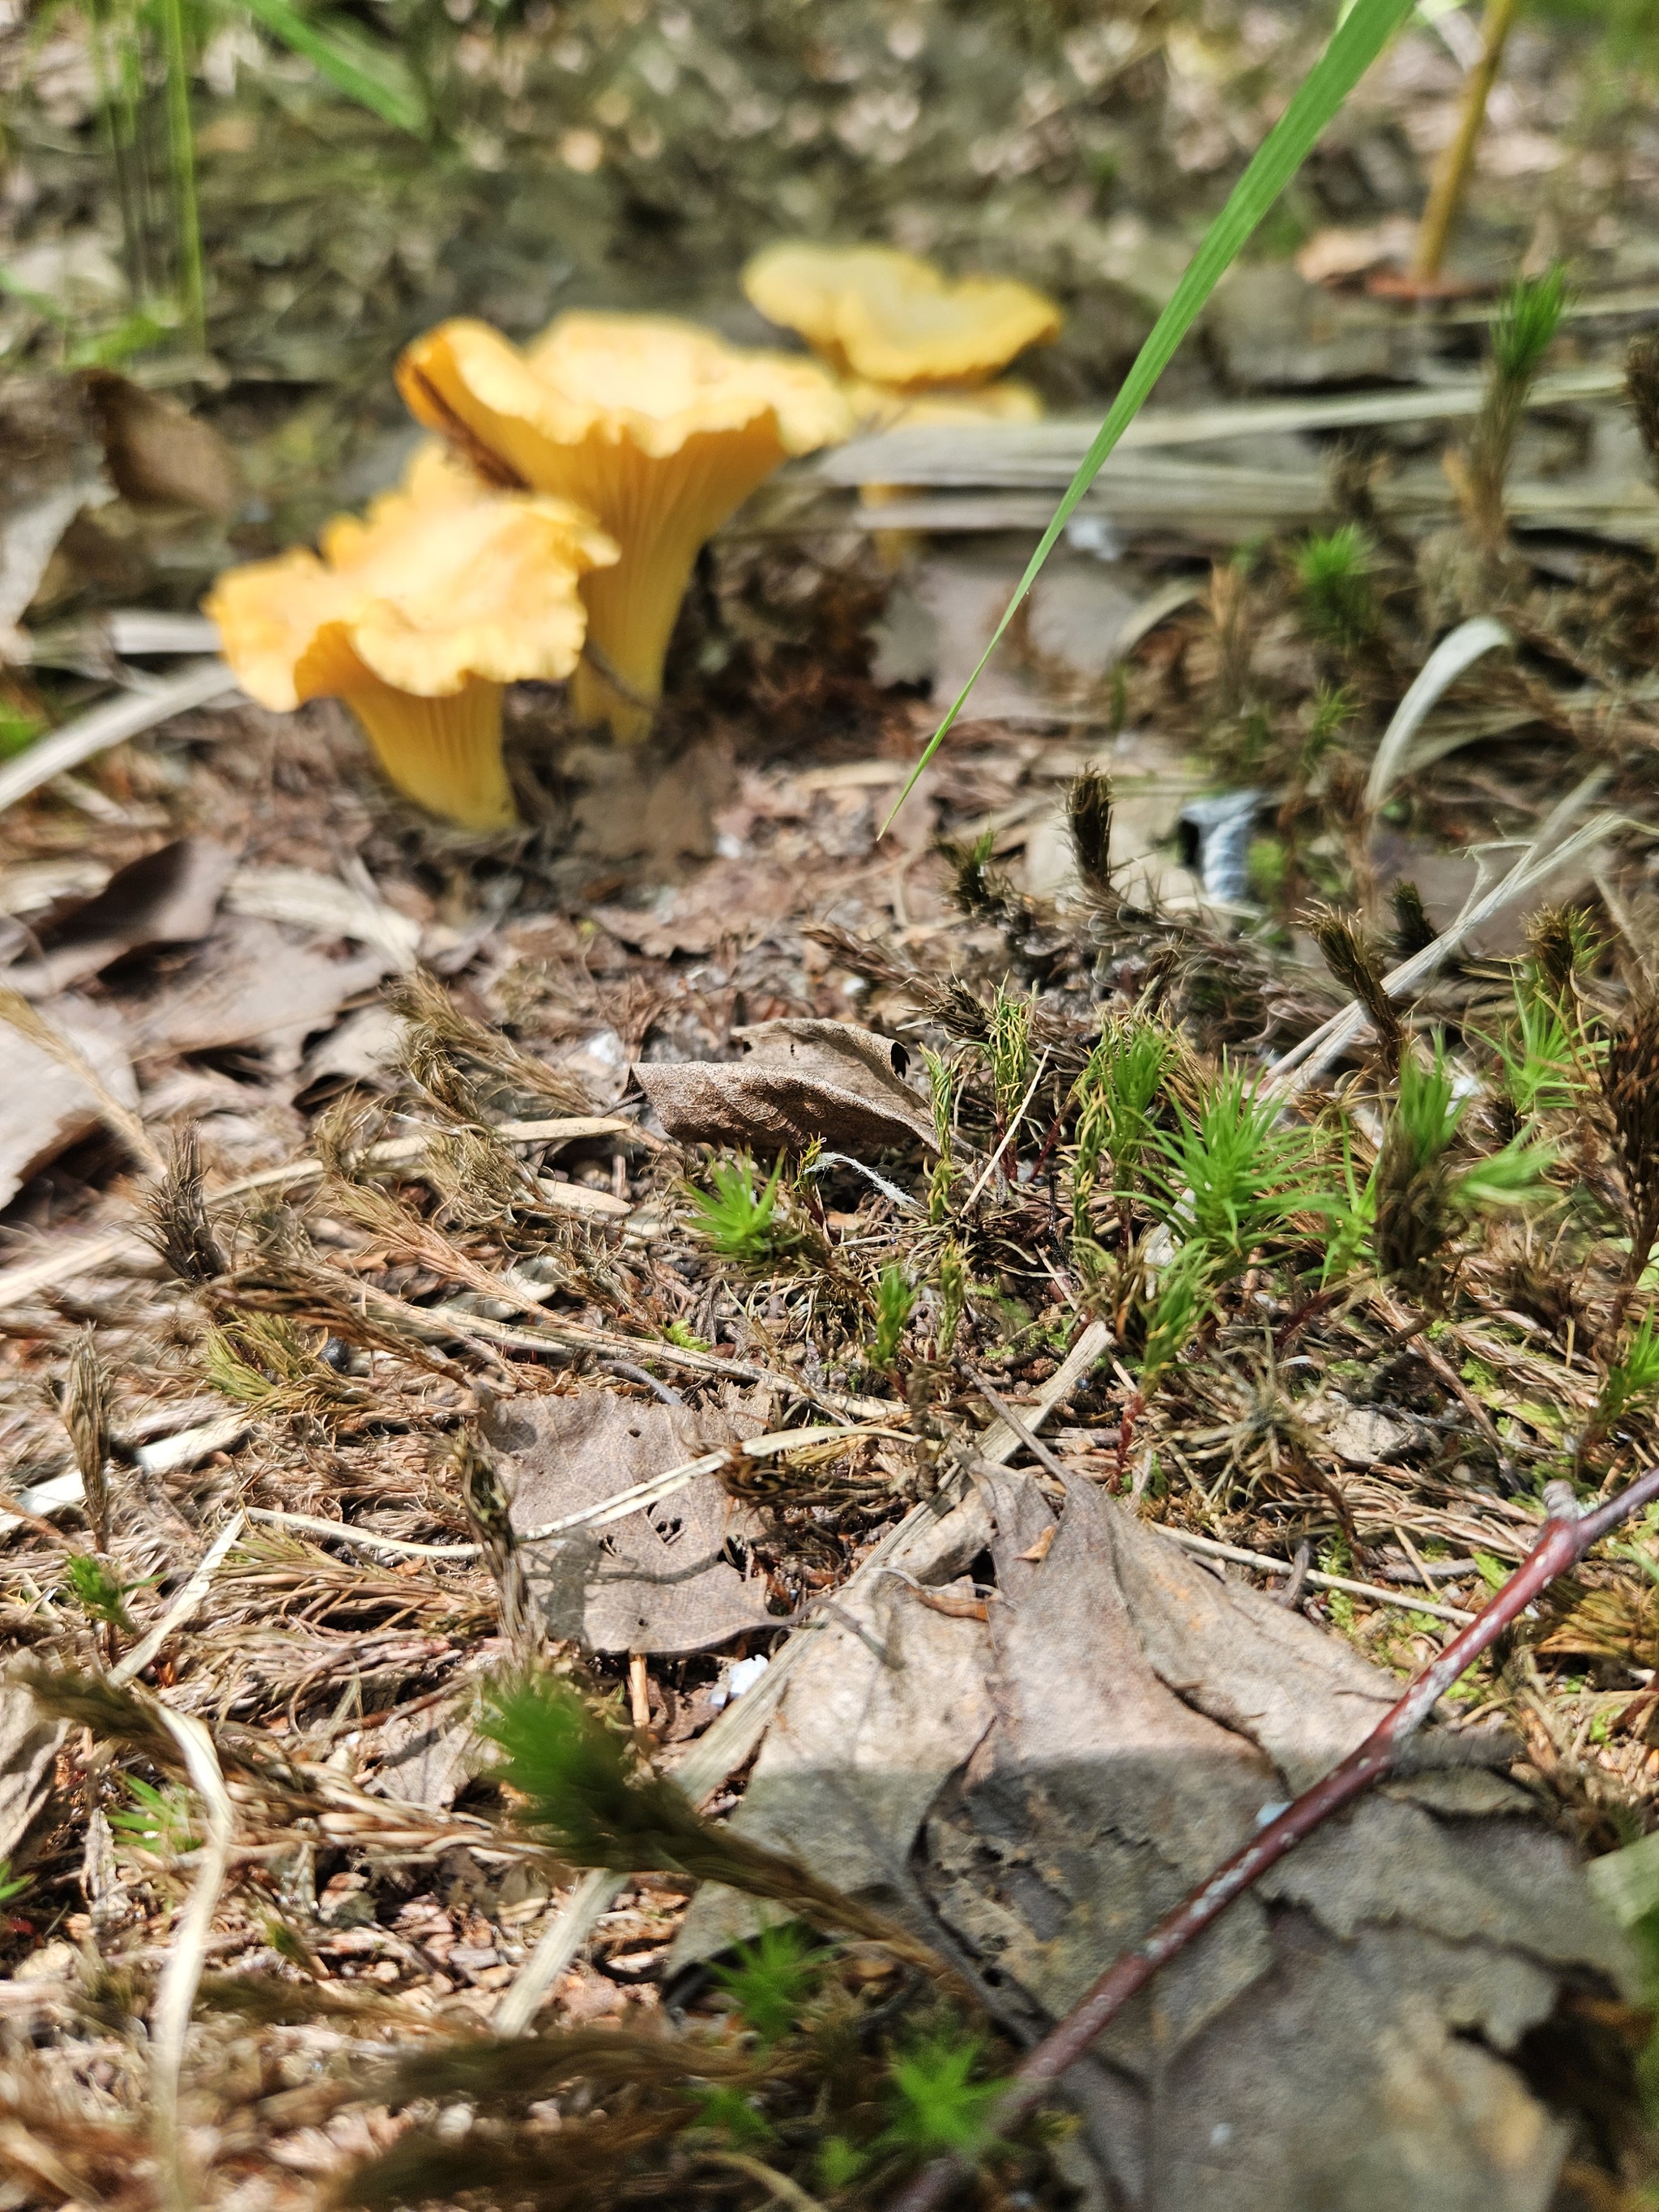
left=13, top=12, right=1659, bottom=2206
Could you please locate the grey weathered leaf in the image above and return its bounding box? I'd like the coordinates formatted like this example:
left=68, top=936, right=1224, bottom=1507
left=673, top=1483, right=998, bottom=1963
left=485, top=1390, right=774, bottom=1656
left=675, top=1466, right=1631, bottom=2211
left=0, top=993, right=137, bottom=1208
left=635, top=1018, right=935, bottom=1157
left=0, top=1677, right=66, bottom=1867
left=6, top=837, right=237, bottom=995
left=930, top=1475, right=1631, bottom=2212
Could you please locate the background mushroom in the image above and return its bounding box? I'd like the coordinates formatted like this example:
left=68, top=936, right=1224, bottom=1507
left=396, top=312, right=853, bottom=744
left=743, top=243, right=1060, bottom=566
left=205, top=445, right=617, bottom=830
left=741, top=241, right=1061, bottom=396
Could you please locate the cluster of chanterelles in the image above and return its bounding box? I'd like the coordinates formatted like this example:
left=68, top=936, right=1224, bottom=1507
left=207, top=246, right=1060, bottom=829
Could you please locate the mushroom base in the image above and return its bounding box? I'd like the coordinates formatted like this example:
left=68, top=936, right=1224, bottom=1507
left=569, top=550, right=695, bottom=747
left=344, top=676, right=517, bottom=831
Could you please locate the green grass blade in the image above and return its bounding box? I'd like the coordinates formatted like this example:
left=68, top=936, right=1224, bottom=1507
left=881, top=0, right=1415, bottom=831
left=241, top=0, right=429, bottom=134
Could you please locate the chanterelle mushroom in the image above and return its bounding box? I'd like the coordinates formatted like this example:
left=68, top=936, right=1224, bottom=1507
left=396, top=312, right=853, bottom=743
left=205, top=445, right=616, bottom=830
left=742, top=242, right=1061, bottom=392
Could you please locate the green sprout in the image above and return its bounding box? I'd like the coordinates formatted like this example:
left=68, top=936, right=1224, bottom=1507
left=1294, top=524, right=1376, bottom=647
left=1071, top=1021, right=1170, bottom=1244
left=986, top=988, right=1035, bottom=1132
left=1149, top=1065, right=1332, bottom=1281
left=64, top=1554, right=139, bottom=1634
left=877, top=2027, right=1006, bottom=2162
left=923, top=1047, right=957, bottom=1224
left=1596, top=1311, right=1659, bottom=1436
left=1137, top=1246, right=1211, bottom=1390
left=1460, top=266, right=1571, bottom=556
left=709, top=1923, right=825, bottom=2048
left=1357, top=1038, right=1555, bottom=1295
left=688, top=1153, right=786, bottom=1264
left=937, top=1242, right=968, bottom=1360
left=0, top=1859, right=34, bottom=1907
left=868, top=1265, right=916, bottom=1369
left=109, top=1775, right=200, bottom=1861
left=686, top=2084, right=777, bottom=2146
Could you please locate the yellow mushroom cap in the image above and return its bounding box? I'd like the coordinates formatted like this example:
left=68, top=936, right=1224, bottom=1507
left=396, top=313, right=853, bottom=741
left=204, top=444, right=617, bottom=829
left=209, top=443, right=616, bottom=710
left=743, top=243, right=1062, bottom=390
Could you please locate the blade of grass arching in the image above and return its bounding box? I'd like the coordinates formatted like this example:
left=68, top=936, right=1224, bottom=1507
left=881, top=0, right=1416, bottom=833
left=157, top=0, right=204, bottom=348
left=240, top=0, right=429, bottom=134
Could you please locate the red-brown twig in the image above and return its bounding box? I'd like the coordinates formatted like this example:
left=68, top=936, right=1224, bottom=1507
left=890, top=1465, right=1659, bottom=2212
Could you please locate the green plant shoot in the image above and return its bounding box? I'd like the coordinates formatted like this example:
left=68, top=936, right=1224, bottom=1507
left=885, top=0, right=1417, bottom=822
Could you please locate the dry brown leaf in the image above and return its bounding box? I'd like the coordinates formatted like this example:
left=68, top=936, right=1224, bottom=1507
left=0, top=993, right=139, bottom=1207
left=134, top=917, right=396, bottom=1071
left=6, top=837, right=237, bottom=996
left=80, top=369, right=243, bottom=518
left=485, top=1390, right=775, bottom=1655
left=677, top=1468, right=1631, bottom=2210
left=635, top=1017, right=936, bottom=1157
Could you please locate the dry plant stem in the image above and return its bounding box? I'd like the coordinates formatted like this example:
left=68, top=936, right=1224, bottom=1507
left=891, top=1465, right=1659, bottom=2212
left=1412, top=0, right=1523, bottom=283
left=111, top=1512, right=245, bottom=1688
left=151, top=1708, right=235, bottom=2212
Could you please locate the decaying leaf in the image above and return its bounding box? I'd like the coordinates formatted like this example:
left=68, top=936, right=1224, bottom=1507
left=485, top=1390, right=775, bottom=1655
left=134, top=917, right=398, bottom=1071
left=634, top=1017, right=936, bottom=1157
left=679, top=1468, right=1630, bottom=2210
left=0, top=1678, right=66, bottom=1869
left=6, top=837, right=237, bottom=995
left=80, top=370, right=244, bottom=519
left=674, top=1483, right=997, bottom=1962
left=0, top=994, right=138, bottom=1208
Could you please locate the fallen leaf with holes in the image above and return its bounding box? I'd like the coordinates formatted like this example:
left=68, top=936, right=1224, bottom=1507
left=680, top=1467, right=1631, bottom=2211
left=633, top=1018, right=936, bottom=1157
left=484, top=1390, right=774, bottom=1655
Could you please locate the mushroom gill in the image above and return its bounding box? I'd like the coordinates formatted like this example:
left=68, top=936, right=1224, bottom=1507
left=204, top=445, right=616, bottom=830
left=396, top=312, right=853, bottom=744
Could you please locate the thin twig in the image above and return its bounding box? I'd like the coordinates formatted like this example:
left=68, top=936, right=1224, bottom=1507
left=890, top=1466, right=1659, bottom=2212
left=112, top=1513, right=246, bottom=1686
left=150, top=1708, right=235, bottom=2212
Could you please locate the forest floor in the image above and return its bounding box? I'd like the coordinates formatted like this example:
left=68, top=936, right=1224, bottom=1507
left=9, top=4, right=1659, bottom=2210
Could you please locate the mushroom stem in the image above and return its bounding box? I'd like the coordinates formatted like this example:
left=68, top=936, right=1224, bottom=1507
left=344, top=676, right=515, bottom=832
left=569, top=535, right=703, bottom=744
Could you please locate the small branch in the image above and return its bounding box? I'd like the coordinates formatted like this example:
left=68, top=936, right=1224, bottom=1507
left=890, top=1464, right=1659, bottom=2212
left=1413, top=0, right=1522, bottom=284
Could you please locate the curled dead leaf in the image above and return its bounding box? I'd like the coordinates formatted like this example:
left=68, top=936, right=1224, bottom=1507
left=634, top=1017, right=935, bottom=1157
